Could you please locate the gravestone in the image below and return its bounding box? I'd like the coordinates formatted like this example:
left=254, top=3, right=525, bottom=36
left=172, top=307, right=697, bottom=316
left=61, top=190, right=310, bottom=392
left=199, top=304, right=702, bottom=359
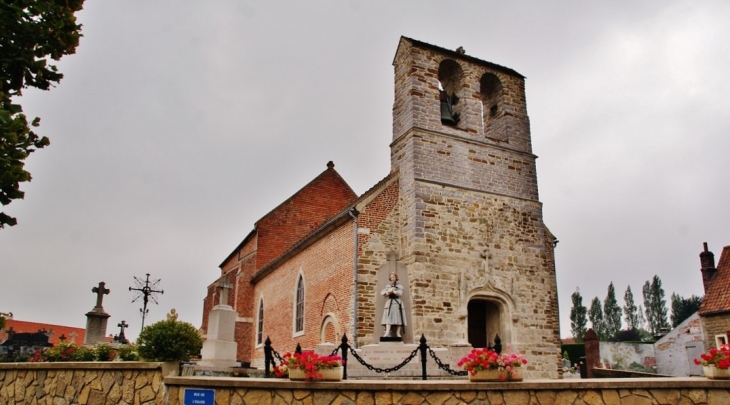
left=197, top=278, right=239, bottom=368
left=84, top=281, right=111, bottom=344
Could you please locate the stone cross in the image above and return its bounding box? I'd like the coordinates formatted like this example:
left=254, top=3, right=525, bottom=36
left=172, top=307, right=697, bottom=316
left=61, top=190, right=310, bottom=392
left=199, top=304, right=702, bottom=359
left=92, top=281, right=110, bottom=309
left=116, top=320, right=129, bottom=343
left=216, top=278, right=233, bottom=306
left=69, top=331, right=78, bottom=343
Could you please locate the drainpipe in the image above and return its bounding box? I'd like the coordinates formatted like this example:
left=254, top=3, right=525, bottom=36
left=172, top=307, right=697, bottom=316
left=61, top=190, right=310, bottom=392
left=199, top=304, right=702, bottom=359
left=348, top=208, right=359, bottom=348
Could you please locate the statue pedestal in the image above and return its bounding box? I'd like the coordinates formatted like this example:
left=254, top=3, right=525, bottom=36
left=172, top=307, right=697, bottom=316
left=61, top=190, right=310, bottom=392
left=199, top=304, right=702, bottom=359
left=84, top=309, right=110, bottom=345
left=315, top=341, right=457, bottom=379
left=198, top=305, right=239, bottom=368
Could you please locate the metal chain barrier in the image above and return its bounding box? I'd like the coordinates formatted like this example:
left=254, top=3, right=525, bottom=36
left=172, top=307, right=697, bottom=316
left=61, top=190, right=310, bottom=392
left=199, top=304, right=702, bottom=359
left=427, top=347, right=468, bottom=376
left=272, top=349, right=284, bottom=364
left=347, top=345, right=419, bottom=374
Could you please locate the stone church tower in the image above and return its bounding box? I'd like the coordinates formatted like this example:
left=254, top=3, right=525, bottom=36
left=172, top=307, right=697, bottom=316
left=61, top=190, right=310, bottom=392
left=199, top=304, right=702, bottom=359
left=388, top=37, right=560, bottom=376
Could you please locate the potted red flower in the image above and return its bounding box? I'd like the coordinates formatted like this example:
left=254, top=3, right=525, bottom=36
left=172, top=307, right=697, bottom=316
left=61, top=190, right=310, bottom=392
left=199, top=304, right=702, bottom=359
left=695, top=344, right=730, bottom=379
left=278, top=351, right=344, bottom=381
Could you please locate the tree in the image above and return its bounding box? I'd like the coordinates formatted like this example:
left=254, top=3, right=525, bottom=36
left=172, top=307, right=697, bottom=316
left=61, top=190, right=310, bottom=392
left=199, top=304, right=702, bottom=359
left=588, top=296, right=606, bottom=340
left=136, top=318, right=202, bottom=361
left=603, top=282, right=622, bottom=339
left=623, top=286, right=639, bottom=330
left=671, top=293, right=703, bottom=328
left=643, top=275, right=669, bottom=336
left=570, top=288, right=588, bottom=342
left=0, top=0, right=85, bottom=228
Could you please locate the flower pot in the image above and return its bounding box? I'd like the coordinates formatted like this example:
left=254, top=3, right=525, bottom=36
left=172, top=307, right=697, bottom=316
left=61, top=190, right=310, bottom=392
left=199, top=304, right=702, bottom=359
left=288, top=368, right=307, bottom=381
left=468, top=367, right=523, bottom=382
left=703, top=365, right=730, bottom=379
left=320, top=366, right=343, bottom=381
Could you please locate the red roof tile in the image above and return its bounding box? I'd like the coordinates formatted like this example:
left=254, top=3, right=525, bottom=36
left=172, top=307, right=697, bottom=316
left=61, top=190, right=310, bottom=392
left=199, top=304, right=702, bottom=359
left=699, top=246, right=730, bottom=315
left=1, top=320, right=86, bottom=346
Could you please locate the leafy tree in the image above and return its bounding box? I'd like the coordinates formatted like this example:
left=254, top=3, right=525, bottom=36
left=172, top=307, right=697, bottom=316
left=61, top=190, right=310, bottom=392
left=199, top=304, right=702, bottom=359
left=137, top=318, right=202, bottom=361
left=588, top=296, right=606, bottom=340
left=0, top=0, right=85, bottom=228
left=671, top=293, right=702, bottom=328
left=637, top=304, right=647, bottom=331
left=643, top=275, right=669, bottom=336
left=570, top=288, right=588, bottom=342
left=623, top=286, right=639, bottom=330
left=603, top=282, right=622, bottom=339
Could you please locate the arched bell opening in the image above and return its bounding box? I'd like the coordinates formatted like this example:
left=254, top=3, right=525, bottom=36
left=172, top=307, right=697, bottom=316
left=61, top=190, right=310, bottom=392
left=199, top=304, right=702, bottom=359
left=438, top=59, right=465, bottom=127
left=467, top=298, right=504, bottom=349
left=479, top=73, right=505, bottom=141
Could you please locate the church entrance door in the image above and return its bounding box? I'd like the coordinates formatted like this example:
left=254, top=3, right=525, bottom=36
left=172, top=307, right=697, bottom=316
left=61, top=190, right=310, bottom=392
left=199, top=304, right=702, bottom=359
left=467, top=299, right=501, bottom=349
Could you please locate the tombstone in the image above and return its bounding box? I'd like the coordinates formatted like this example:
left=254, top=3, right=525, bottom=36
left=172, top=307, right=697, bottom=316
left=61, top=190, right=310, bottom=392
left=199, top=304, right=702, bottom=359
left=113, top=320, right=130, bottom=344
left=197, top=278, right=239, bottom=368
left=84, top=281, right=111, bottom=344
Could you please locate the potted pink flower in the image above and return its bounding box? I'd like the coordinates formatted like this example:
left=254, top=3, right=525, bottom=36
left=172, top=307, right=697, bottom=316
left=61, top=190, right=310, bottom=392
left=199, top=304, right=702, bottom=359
left=457, top=348, right=527, bottom=381
left=278, top=351, right=344, bottom=381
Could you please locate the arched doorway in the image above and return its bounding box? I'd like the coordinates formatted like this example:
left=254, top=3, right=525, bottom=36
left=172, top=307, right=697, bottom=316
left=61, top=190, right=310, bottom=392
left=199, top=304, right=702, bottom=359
left=467, top=299, right=501, bottom=348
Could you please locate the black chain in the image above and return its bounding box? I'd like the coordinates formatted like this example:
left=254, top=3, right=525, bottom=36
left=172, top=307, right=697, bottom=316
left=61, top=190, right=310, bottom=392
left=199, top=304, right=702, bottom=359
left=272, top=349, right=285, bottom=364
left=427, top=347, right=468, bottom=376
left=330, top=346, right=340, bottom=356
left=346, top=346, right=419, bottom=374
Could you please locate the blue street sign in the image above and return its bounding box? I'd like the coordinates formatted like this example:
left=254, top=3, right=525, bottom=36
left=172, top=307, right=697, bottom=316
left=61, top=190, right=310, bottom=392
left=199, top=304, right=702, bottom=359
left=184, top=388, right=215, bottom=405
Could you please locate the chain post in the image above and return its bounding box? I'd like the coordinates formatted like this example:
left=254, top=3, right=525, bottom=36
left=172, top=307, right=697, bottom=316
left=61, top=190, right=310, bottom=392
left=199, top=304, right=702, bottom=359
left=264, top=336, right=273, bottom=377
left=340, top=334, right=349, bottom=380
left=419, top=334, right=428, bottom=380
left=295, top=343, right=302, bottom=354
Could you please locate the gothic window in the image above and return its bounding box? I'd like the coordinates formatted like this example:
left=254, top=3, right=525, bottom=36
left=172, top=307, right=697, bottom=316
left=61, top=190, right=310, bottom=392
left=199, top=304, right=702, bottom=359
left=438, top=59, right=464, bottom=126
left=480, top=73, right=505, bottom=141
left=295, top=274, right=305, bottom=333
left=257, top=297, right=264, bottom=345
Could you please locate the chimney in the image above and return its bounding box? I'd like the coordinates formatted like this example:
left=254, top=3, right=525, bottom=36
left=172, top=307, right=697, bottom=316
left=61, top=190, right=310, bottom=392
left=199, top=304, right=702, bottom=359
left=700, top=242, right=717, bottom=293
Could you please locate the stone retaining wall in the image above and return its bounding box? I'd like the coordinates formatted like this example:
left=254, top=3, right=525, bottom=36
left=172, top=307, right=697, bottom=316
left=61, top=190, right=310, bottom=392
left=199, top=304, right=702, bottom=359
left=4, top=363, right=730, bottom=405
left=164, top=377, right=730, bottom=405
left=0, top=362, right=176, bottom=405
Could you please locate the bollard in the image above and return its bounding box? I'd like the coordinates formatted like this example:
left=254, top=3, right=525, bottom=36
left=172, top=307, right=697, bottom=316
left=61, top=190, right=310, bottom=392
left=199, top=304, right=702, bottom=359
left=264, top=336, right=273, bottom=377
left=419, top=334, right=428, bottom=380
left=340, top=334, right=350, bottom=380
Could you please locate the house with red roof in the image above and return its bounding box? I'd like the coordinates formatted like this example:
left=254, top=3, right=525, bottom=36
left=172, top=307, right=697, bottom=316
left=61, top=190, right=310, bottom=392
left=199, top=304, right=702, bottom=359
left=0, top=315, right=86, bottom=346
left=698, top=243, right=730, bottom=349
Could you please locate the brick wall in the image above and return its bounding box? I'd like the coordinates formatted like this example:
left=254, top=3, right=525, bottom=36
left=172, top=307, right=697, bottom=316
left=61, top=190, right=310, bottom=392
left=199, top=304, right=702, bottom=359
left=250, top=222, right=355, bottom=363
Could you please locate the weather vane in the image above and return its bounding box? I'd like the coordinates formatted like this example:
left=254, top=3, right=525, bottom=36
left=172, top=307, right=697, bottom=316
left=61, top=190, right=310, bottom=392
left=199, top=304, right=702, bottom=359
left=129, top=273, right=164, bottom=332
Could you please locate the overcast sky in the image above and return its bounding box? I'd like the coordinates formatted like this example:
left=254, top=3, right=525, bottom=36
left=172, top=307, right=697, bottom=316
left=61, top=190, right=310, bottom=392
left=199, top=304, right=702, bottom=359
left=2, top=1, right=729, bottom=342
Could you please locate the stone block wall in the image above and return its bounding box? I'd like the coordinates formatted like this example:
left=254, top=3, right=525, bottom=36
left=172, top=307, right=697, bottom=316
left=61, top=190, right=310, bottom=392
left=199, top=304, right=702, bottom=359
left=701, top=313, right=730, bottom=351
left=0, top=362, right=174, bottom=405
left=163, top=377, right=730, bottom=405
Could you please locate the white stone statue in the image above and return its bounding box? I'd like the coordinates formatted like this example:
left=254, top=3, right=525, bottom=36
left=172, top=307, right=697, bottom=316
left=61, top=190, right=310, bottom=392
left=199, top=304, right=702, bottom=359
left=381, top=272, right=406, bottom=337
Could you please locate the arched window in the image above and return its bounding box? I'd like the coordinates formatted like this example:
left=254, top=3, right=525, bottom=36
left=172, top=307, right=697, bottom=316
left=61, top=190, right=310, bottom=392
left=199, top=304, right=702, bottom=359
left=480, top=73, right=505, bottom=141
left=295, top=274, right=305, bottom=333
left=257, top=297, right=264, bottom=345
left=438, top=59, right=464, bottom=127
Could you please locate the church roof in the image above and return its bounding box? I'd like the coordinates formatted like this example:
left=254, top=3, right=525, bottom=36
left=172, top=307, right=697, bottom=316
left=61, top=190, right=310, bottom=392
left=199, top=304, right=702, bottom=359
left=251, top=171, right=397, bottom=283
left=699, top=245, right=730, bottom=315
left=396, top=36, right=525, bottom=79
left=219, top=161, right=357, bottom=269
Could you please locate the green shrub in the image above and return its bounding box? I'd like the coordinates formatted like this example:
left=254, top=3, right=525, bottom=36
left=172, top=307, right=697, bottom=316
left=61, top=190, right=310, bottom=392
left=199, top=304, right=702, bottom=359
left=117, top=344, right=139, bottom=361
left=95, top=344, right=117, bottom=361
left=75, top=346, right=96, bottom=361
left=136, top=319, right=202, bottom=362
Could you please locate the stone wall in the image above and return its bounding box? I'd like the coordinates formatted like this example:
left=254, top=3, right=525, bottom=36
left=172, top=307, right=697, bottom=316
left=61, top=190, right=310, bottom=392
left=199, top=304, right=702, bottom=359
left=0, top=362, right=175, bottom=404
left=701, top=313, right=730, bottom=351
left=164, top=377, right=730, bottom=405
